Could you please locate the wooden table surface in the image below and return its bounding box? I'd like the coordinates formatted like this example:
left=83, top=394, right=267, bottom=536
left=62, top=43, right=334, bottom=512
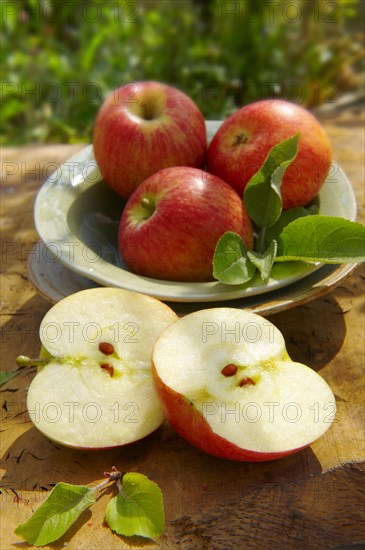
left=1, top=107, right=364, bottom=549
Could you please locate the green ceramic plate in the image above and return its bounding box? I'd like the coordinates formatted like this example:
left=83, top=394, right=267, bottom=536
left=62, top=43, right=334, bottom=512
left=34, top=121, right=357, bottom=303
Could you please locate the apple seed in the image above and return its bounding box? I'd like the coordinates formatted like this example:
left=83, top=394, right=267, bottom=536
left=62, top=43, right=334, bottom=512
left=99, top=342, right=114, bottom=355
left=221, top=364, right=238, bottom=377
left=100, top=363, right=114, bottom=377
left=239, top=377, right=255, bottom=387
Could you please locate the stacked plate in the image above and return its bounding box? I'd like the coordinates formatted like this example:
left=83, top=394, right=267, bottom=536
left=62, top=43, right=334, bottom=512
left=29, top=122, right=358, bottom=315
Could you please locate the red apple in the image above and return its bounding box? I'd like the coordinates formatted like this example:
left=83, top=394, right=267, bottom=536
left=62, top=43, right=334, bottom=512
left=152, top=308, right=336, bottom=462
left=207, top=99, right=332, bottom=209
left=93, top=81, right=207, bottom=198
left=118, top=166, right=253, bottom=282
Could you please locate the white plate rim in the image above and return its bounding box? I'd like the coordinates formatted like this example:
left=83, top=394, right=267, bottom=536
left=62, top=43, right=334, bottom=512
left=27, top=242, right=359, bottom=317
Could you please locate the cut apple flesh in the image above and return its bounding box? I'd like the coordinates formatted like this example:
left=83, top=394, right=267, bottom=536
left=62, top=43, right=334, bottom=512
left=152, top=308, right=336, bottom=461
left=27, top=288, right=178, bottom=448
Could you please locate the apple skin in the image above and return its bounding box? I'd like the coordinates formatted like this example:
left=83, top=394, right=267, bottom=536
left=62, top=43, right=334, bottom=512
left=152, top=364, right=303, bottom=462
left=93, top=81, right=207, bottom=198
left=118, top=166, right=253, bottom=282
left=207, top=99, right=332, bottom=209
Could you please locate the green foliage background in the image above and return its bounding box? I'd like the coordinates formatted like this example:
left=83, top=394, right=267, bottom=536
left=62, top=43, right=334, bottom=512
left=1, top=0, right=364, bottom=145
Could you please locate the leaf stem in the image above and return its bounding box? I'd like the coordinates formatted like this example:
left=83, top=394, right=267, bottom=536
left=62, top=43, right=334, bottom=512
left=91, top=478, right=113, bottom=493
left=256, top=228, right=266, bottom=254
left=116, top=476, right=122, bottom=493
left=91, top=467, right=122, bottom=494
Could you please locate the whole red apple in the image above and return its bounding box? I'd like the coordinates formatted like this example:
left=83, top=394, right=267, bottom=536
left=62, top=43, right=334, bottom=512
left=93, top=81, right=207, bottom=198
left=118, top=166, right=253, bottom=282
left=207, top=99, right=332, bottom=209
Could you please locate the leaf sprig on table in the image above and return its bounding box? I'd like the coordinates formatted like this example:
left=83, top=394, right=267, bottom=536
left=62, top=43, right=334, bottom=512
left=14, top=468, right=164, bottom=546
left=213, top=134, right=365, bottom=285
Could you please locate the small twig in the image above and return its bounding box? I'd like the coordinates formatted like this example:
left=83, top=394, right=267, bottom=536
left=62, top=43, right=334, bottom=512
left=91, top=467, right=122, bottom=493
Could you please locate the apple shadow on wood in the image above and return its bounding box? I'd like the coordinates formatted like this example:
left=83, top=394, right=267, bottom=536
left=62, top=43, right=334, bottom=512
left=268, top=296, right=347, bottom=371
left=0, top=422, right=323, bottom=517
left=170, top=462, right=365, bottom=550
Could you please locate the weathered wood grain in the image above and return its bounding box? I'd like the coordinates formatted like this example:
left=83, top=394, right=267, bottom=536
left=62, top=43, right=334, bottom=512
left=1, top=108, right=364, bottom=549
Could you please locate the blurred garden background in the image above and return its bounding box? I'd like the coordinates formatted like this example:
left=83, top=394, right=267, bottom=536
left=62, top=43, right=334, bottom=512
left=1, top=0, right=364, bottom=145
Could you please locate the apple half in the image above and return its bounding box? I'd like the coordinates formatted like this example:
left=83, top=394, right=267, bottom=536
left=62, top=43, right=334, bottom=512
left=152, top=308, right=336, bottom=461
left=26, top=288, right=178, bottom=449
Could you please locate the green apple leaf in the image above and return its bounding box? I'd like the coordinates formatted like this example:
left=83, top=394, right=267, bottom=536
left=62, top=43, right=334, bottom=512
left=105, top=473, right=164, bottom=539
left=15, top=482, right=95, bottom=546
left=248, top=240, right=278, bottom=280
left=213, top=232, right=256, bottom=285
left=276, top=216, right=365, bottom=263
left=244, top=133, right=300, bottom=228
left=0, top=369, right=20, bottom=386
left=262, top=205, right=319, bottom=249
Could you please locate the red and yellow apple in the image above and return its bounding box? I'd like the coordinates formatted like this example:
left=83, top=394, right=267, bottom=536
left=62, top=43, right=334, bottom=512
left=93, top=81, right=207, bottom=198
left=207, top=99, right=332, bottom=209
left=152, top=308, right=336, bottom=461
left=118, top=166, right=253, bottom=282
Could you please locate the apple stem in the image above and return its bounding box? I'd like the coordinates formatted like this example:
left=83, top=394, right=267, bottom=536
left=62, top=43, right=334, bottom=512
left=15, top=355, right=49, bottom=368
left=141, top=196, right=156, bottom=217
